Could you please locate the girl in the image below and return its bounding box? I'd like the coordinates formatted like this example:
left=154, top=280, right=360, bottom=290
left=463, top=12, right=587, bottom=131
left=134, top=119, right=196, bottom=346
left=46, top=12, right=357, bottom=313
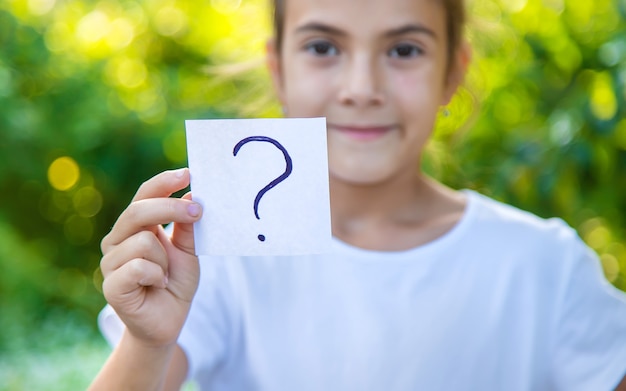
left=90, top=0, right=626, bottom=389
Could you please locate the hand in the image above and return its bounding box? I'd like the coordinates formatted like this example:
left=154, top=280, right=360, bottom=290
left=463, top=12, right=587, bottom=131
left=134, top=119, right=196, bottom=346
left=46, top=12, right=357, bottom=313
left=100, top=168, right=202, bottom=348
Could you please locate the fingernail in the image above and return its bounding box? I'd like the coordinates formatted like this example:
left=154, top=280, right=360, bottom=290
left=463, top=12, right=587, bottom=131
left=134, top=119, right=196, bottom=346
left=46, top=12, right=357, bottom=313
left=163, top=275, right=169, bottom=286
left=175, top=168, right=187, bottom=178
left=187, top=203, right=202, bottom=217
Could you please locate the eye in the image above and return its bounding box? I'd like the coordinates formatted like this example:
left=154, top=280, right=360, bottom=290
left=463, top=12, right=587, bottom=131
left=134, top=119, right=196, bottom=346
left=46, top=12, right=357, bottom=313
left=388, top=43, right=423, bottom=58
left=305, top=40, right=339, bottom=56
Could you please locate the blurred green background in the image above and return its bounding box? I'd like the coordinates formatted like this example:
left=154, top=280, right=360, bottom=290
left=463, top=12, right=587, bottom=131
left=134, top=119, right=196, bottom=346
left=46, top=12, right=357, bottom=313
left=0, top=0, right=625, bottom=389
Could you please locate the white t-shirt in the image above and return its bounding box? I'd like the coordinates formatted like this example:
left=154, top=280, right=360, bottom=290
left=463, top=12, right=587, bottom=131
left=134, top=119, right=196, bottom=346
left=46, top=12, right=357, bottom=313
left=99, top=190, right=626, bottom=390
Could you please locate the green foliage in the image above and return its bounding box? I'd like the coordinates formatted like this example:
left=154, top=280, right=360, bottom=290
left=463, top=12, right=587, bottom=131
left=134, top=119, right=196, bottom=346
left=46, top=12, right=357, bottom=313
left=0, top=0, right=624, bottom=362
left=0, top=0, right=271, bottom=346
left=430, top=0, right=626, bottom=289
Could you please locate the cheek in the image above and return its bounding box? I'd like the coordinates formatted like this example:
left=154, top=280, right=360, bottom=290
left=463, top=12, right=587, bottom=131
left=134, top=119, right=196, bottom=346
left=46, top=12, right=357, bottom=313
left=391, top=69, right=445, bottom=111
left=284, top=64, right=336, bottom=114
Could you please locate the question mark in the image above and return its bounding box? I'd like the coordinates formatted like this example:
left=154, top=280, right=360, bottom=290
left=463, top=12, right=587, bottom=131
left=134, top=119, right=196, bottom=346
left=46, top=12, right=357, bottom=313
left=233, top=136, right=293, bottom=242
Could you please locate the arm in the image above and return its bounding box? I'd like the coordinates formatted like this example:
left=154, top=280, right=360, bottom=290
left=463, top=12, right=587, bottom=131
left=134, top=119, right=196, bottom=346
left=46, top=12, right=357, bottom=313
left=90, top=333, right=187, bottom=391
left=550, top=232, right=626, bottom=391
left=88, top=169, right=202, bottom=390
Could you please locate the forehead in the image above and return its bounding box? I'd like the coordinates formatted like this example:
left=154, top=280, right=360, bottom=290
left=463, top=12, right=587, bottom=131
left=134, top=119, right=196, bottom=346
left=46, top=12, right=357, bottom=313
left=282, top=0, right=446, bottom=36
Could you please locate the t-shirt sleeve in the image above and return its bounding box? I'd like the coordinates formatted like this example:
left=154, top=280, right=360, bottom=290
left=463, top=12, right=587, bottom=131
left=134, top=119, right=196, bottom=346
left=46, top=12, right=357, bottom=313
left=97, top=303, right=125, bottom=347
left=97, top=255, right=233, bottom=383
left=177, top=255, right=233, bottom=382
left=552, top=234, right=626, bottom=391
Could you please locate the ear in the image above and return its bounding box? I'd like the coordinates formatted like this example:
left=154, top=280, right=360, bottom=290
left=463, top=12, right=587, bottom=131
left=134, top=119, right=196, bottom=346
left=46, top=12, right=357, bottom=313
left=266, top=38, right=286, bottom=107
left=442, top=40, right=472, bottom=106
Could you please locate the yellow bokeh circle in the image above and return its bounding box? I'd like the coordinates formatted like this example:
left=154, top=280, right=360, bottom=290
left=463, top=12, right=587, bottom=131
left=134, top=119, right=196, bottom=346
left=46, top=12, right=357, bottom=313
left=48, top=156, right=80, bottom=191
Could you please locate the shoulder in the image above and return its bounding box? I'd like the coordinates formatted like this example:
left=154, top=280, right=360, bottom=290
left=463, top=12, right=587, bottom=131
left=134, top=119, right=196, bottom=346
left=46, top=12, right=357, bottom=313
left=465, top=190, right=579, bottom=245
left=460, top=190, right=590, bottom=267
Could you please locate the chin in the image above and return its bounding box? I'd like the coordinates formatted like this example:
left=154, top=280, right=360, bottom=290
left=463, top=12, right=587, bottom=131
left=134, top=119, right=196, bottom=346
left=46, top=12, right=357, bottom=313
left=328, top=148, right=404, bottom=185
left=329, top=165, right=397, bottom=187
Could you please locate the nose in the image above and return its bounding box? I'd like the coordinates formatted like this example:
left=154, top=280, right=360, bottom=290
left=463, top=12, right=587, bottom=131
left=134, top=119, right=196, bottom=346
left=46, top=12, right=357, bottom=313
left=338, top=54, right=385, bottom=107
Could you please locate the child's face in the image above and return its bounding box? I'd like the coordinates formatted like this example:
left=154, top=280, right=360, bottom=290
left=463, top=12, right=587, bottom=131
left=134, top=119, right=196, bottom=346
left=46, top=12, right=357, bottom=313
left=268, top=0, right=462, bottom=185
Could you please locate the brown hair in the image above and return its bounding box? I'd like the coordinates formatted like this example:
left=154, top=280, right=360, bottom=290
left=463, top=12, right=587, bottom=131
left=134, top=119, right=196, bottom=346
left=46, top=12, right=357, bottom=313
left=272, top=0, right=466, bottom=71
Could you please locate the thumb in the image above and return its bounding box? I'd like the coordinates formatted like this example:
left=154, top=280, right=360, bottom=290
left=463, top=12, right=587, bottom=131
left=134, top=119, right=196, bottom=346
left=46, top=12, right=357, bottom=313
left=170, top=192, right=200, bottom=255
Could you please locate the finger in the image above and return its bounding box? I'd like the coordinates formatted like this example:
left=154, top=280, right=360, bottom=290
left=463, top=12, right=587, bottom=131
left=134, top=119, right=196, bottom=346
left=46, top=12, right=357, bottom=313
left=103, top=197, right=202, bottom=251
left=100, top=230, right=169, bottom=278
left=103, top=258, right=168, bottom=304
left=170, top=192, right=197, bottom=255
left=132, top=168, right=190, bottom=203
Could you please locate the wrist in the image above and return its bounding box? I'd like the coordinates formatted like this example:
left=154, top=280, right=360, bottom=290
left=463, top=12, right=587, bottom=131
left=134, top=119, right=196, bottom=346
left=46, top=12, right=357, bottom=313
left=122, top=328, right=178, bottom=353
left=90, top=329, right=180, bottom=391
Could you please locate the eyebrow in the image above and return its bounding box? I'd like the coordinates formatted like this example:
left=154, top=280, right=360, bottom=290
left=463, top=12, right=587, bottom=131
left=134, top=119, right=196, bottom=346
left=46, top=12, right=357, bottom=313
left=294, top=22, right=348, bottom=37
left=385, top=24, right=438, bottom=40
left=294, top=22, right=437, bottom=40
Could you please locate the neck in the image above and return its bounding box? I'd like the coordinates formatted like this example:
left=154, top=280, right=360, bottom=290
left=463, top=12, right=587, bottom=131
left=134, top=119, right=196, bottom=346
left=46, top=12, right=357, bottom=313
left=329, top=168, right=466, bottom=251
left=330, top=168, right=438, bottom=233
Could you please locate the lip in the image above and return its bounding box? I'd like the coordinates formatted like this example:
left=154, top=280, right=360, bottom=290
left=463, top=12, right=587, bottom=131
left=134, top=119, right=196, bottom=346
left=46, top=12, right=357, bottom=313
left=328, top=123, right=396, bottom=141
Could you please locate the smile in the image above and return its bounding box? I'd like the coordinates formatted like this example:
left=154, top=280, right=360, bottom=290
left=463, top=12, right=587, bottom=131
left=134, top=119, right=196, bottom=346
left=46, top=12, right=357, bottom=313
left=328, top=124, right=396, bottom=141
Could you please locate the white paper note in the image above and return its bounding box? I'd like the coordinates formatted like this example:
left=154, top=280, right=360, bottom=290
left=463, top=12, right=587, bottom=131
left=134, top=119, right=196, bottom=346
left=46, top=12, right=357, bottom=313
left=185, top=118, right=332, bottom=256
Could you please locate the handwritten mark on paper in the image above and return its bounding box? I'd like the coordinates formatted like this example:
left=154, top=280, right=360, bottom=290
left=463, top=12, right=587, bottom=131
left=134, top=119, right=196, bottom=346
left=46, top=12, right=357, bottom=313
left=233, top=136, right=293, bottom=242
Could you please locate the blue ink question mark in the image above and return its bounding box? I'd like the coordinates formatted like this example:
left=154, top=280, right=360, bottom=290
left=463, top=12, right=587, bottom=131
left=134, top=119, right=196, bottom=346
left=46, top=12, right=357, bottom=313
left=233, top=136, right=293, bottom=242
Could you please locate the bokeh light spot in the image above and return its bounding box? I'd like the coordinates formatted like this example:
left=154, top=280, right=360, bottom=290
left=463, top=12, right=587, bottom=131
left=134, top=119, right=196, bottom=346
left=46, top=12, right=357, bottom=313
left=155, top=6, right=187, bottom=37
left=601, top=253, right=620, bottom=283
left=92, top=267, right=104, bottom=294
left=590, top=72, right=617, bottom=121
left=44, top=22, right=72, bottom=52
left=115, top=57, right=147, bottom=89
left=28, top=0, right=56, bottom=15
left=48, top=156, right=80, bottom=191
left=76, top=10, right=111, bottom=45
left=585, top=224, right=611, bottom=250
left=500, top=0, right=528, bottom=13
left=73, top=187, right=103, bottom=217
left=549, top=110, right=580, bottom=146
left=105, top=18, right=135, bottom=50
left=598, top=41, right=625, bottom=67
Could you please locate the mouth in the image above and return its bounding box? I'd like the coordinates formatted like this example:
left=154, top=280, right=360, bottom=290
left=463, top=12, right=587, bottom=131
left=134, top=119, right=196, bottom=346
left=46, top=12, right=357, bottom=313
left=327, top=123, right=396, bottom=141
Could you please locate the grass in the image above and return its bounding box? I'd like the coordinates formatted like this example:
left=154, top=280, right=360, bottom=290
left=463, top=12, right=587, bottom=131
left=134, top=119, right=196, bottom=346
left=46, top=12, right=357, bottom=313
left=0, top=339, right=109, bottom=390
left=0, top=313, right=199, bottom=391
left=0, top=314, right=109, bottom=391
